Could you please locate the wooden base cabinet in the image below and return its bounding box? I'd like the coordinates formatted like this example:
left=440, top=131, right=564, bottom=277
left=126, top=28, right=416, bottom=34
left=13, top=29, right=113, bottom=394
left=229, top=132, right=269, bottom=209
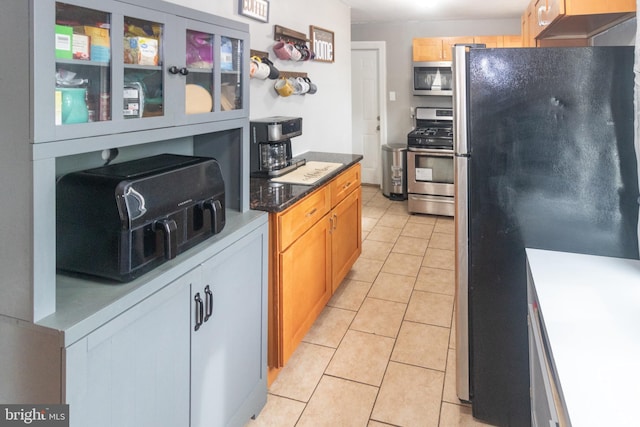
left=330, top=171, right=363, bottom=293
left=280, top=214, right=332, bottom=364
left=268, top=164, right=362, bottom=379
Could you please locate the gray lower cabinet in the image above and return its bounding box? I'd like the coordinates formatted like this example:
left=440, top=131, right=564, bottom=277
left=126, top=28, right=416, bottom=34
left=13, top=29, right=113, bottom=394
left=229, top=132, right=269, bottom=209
left=63, top=221, right=268, bottom=427
left=64, top=274, right=191, bottom=427
left=191, top=223, right=268, bottom=427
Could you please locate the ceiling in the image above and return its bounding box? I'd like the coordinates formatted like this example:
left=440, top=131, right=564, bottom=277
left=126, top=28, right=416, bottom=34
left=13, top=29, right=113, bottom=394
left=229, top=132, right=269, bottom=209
left=341, top=0, right=530, bottom=24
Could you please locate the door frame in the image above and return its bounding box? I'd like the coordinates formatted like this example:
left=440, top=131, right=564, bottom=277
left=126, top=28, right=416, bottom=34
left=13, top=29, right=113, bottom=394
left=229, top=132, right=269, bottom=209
left=351, top=41, right=388, bottom=187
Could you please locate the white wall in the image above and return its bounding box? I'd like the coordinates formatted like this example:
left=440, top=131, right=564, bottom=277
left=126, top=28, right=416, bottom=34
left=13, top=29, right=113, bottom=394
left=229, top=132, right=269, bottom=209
left=166, top=0, right=353, bottom=156
left=351, top=19, right=521, bottom=144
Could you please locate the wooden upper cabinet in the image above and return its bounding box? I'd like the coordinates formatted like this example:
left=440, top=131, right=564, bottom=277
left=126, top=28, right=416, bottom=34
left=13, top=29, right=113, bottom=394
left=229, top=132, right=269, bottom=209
left=413, top=36, right=475, bottom=61
left=414, top=35, right=524, bottom=61
left=474, top=36, right=503, bottom=48
left=413, top=38, right=445, bottom=61
left=442, top=37, right=475, bottom=60
left=533, top=0, right=635, bottom=39
left=565, top=0, right=634, bottom=15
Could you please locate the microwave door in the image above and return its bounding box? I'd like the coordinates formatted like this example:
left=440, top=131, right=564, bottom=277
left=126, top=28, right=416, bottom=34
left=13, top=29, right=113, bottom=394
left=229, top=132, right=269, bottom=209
left=413, top=61, right=452, bottom=96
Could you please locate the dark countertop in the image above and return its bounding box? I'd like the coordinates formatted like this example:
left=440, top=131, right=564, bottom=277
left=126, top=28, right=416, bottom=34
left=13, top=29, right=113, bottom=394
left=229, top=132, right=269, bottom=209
left=250, top=152, right=363, bottom=213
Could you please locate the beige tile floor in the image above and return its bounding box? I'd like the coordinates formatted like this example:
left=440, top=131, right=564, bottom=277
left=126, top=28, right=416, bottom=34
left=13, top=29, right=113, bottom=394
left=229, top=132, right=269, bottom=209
left=246, top=185, right=493, bottom=427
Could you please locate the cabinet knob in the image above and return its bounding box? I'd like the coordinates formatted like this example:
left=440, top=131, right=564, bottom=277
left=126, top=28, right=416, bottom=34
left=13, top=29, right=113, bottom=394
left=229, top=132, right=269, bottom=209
left=168, top=66, right=189, bottom=76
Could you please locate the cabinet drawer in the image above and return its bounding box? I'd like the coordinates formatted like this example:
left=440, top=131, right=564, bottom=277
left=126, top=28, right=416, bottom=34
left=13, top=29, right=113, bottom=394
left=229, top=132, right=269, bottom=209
left=278, top=186, right=331, bottom=251
left=331, top=163, right=361, bottom=207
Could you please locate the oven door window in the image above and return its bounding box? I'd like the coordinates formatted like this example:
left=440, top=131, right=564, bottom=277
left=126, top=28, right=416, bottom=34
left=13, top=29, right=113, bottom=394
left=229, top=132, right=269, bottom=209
left=414, top=154, right=453, bottom=184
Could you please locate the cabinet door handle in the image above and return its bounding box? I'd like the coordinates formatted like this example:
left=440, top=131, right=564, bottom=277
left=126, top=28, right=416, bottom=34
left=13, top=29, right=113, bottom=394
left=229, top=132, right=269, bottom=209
left=194, top=293, right=204, bottom=331
left=537, top=4, right=551, bottom=27
left=333, top=213, right=338, bottom=230
left=306, top=208, right=317, bottom=217
left=204, top=285, right=213, bottom=322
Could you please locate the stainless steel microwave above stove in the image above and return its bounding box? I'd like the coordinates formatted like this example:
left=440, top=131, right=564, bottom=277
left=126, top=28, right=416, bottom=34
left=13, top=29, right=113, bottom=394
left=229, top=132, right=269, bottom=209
left=407, top=107, right=454, bottom=216
left=413, top=61, right=453, bottom=96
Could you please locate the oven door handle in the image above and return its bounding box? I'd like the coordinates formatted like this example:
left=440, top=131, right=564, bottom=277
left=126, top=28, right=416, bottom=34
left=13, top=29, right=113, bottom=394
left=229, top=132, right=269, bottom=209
left=409, top=148, right=454, bottom=157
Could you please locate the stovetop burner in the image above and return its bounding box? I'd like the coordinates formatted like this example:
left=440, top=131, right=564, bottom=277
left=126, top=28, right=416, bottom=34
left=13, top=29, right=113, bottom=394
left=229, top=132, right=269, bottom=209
left=409, top=127, right=453, bottom=138
left=408, top=107, right=454, bottom=149
left=408, top=126, right=453, bottom=148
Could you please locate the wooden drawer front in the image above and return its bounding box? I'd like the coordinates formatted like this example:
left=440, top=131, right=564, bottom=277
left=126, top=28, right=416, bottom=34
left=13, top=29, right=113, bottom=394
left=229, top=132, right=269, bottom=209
left=278, top=186, right=330, bottom=251
left=331, top=164, right=361, bottom=207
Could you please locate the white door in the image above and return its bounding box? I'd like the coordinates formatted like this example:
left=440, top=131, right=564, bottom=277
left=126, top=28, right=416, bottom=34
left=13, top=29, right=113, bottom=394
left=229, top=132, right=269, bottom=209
left=351, top=42, right=386, bottom=185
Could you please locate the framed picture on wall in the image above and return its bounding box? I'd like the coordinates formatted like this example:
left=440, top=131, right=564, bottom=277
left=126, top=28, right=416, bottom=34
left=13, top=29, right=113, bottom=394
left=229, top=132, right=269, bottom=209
left=310, top=26, right=334, bottom=63
left=239, top=0, right=269, bottom=23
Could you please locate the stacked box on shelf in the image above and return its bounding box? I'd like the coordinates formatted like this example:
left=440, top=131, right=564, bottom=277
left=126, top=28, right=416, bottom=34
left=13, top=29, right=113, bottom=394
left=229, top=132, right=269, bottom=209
left=75, top=26, right=111, bottom=62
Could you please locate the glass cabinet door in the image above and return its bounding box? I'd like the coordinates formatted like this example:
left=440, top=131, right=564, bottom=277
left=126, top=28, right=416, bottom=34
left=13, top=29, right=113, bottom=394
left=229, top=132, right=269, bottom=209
left=219, top=36, right=243, bottom=112
left=182, top=25, right=245, bottom=117
left=39, top=2, right=247, bottom=144
left=185, top=28, right=214, bottom=114
left=123, top=15, right=164, bottom=120
left=55, top=2, right=112, bottom=125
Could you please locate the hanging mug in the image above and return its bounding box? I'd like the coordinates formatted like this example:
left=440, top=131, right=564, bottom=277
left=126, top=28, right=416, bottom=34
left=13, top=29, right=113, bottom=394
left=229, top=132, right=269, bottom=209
left=249, top=57, right=260, bottom=78
left=296, top=77, right=310, bottom=94
left=250, top=56, right=270, bottom=79
left=260, top=57, right=280, bottom=80
left=288, top=77, right=303, bottom=95
left=297, top=44, right=311, bottom=61
left=274, top=78, right=294, bottom=97
left=287, top=43, right=302, bottom=61
left=273, top=41, right=291, bottom=60
left=304, top=77, right=318, bottom=95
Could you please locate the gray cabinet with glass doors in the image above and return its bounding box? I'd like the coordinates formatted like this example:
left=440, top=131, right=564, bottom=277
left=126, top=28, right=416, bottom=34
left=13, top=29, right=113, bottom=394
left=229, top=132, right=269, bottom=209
left=33, top=0, right=248, bottom=144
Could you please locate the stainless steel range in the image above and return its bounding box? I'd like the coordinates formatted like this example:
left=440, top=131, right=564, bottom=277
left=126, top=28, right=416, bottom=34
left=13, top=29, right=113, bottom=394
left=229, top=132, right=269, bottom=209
left=407, top=107, right=454, bottom=216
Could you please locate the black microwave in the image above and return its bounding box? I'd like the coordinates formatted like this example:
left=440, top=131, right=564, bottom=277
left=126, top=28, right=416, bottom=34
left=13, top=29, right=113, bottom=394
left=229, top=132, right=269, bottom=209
left=413, top=61, right=452, bottom=96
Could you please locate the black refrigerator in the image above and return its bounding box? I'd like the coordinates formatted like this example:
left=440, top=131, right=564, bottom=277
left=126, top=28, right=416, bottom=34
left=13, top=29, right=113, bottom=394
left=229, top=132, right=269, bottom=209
left=452, top=45, right=639, bottom=427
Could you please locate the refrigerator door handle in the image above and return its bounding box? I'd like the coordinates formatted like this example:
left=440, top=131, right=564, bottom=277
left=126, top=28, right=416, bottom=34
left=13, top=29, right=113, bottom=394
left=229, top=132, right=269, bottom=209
left=453, top=44, right=471, bottom=403
left=453, top=45, right=469, bottom=156
left=454, top=154, right=471, bottom=403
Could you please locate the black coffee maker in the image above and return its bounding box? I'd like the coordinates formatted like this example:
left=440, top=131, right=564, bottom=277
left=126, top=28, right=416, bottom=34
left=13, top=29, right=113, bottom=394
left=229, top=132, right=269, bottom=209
left=250, top=116, right=306, bottom=177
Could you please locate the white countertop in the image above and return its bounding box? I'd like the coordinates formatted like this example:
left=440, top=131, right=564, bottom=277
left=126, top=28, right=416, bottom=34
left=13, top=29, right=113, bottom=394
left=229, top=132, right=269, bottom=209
left=526, top=249, right=640, bottom=427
